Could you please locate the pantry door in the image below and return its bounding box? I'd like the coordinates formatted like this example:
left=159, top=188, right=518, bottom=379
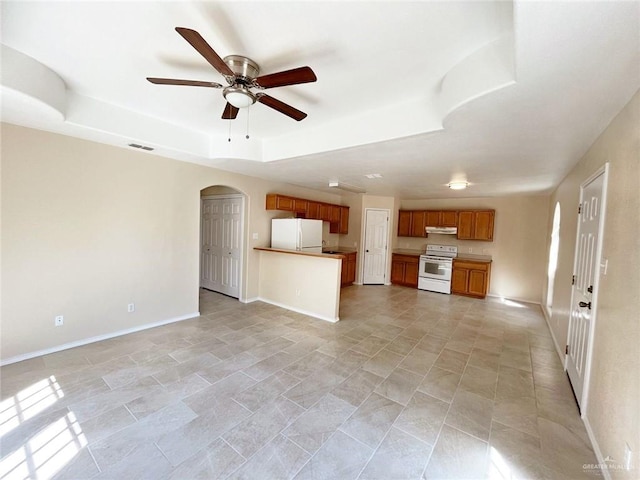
left=362, top=209, right=389, bottom=284
left=200, top=195, right=243, bottom=298
left=566, top=164, right=608, bottom=412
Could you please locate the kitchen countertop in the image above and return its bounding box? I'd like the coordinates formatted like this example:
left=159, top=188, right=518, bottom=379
left=255, top=247, right=346, bottom=259
left=392, top=249, right=423, bottom=256
left=322, top=247, right=357, bottom=255
left=392, top=249, right=492, bottom=263
left=455, top=253, right=493, bottom=262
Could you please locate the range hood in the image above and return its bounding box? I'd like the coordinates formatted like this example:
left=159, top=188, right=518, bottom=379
left=425, top=226, right=458, bottom=235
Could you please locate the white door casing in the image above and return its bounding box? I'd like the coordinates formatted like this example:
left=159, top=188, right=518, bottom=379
left=200, top=195, right=244, bottom=299
left=362, top=209, right=389, bottom=284
left=566, top=164, right=608, bottom=412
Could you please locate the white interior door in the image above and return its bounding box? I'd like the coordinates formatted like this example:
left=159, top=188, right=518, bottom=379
left=220, top=198, right=242, bottom=298
left=200, top=199, right=219, bottom=291
left=566, top=166, right=608, bottom=409
left=200, top=195, right=243, bottom=299
left=362, top=209, right=389, bottom=284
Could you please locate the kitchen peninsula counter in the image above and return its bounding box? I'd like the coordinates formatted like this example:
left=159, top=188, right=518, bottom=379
left=254, top=247, right=341, bottom=322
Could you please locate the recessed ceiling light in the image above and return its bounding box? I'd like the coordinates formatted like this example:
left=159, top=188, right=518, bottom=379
left=364, top=173, right=383, bottom=179
left=448, top=181, right=468, bottom=190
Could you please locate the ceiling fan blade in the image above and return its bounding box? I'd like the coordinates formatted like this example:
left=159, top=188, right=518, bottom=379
left=147, top=77, right=222, bottom=88
left=175, top=27, right=234, bottom=77
left=222, top=103, right=239, bottom=119
left=255, top=66, right=317, bottom=89
left=256, top=94, right=307, bottom=121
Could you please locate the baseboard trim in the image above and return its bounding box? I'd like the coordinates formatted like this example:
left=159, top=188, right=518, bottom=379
left=257, top=297, right=339, bottom=323
left=0, top=311, right=201, bottom=366
left=583, top=416, right=612, bottom=480
left=241, top=297, right=259, bottom=304
left=540, top=304, right=566, bottom=363
left=486, top=293, right=541, bottom=306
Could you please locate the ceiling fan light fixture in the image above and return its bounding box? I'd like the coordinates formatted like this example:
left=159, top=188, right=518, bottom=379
left=448, top=181, right=469, bottom=190
left=223, top=86, right=256, bottom=109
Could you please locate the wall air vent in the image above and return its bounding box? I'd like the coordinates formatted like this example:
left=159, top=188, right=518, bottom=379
left=128, top=143, right=154, bottom=151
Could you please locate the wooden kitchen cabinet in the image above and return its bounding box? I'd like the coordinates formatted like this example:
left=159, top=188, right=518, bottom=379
left=457, top=210, right=494, bottom=241
left=319, top=203, right=331, bottom=221
left=425, top=211, right=441, bottom=227
left=266, top=194, right=295, bottom=211
left=266, top=193, right=349, bottom=234
left=440, top=211, right=458, bottom=227
left=397, top=211, right=426, bottom=237
left=340, top=251, right=357, bottom=287
left=330, top=206, right=350, bottom=234
left=398, top=209, right=461, bottom=236
left=391, top=253, right=419, bottom=288
left=398, top=211, right=412, bottom=237
left=410, top=211, right=426, bottom=237
left=306, top=201, right=320, bottom=219
left=330, top=205, right=341, bottom=224
left=293, top=198, right=308, bottom=213
left=452, top=259, right=491, bottom=298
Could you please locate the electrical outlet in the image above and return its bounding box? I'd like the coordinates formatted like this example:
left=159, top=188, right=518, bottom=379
left=624, top=443, right=632, bottom=470
left=252, top=233, right=259, bottom=240
left=295, top=289, right=301, bottom=297
left=127, top=303, right=135, bottom=313
left=55, top=315, right=64, bottom=326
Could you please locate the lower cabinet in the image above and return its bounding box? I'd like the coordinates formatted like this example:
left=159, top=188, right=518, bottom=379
left=341, top=252, right=357, bottom=287
left=391, top=254, right=419, bottom=288
left=451, top=259, right=491, bottom=298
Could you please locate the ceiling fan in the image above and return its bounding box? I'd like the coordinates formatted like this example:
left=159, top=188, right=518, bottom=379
left=147, top=27, right=317, bottom=121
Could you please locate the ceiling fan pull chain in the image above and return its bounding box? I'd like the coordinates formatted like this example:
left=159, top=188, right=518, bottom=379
left=246, top=106, right=250, bottom=140
left=228, top=117, right=232, bottom=142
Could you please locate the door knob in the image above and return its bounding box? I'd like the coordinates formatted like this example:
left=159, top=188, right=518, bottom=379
left=579, top=301, right=592, bottom=309
left=366, top=249, right=369, bottom=253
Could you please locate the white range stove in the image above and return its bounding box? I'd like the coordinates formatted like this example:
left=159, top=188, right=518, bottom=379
left=418, top=244, right=458, bottom=294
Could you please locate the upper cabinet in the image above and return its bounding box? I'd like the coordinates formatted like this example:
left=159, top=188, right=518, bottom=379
left=425, top=210, right=458, bottom=227
left=398, top=211, right=412, bottom=237
left=398, top=208, right=494, bottom=241
left=457, top=210, right=494, bottom=241
left=266, top=193, right=349, bottom=234
left=397, top=210, right=427, bottom=237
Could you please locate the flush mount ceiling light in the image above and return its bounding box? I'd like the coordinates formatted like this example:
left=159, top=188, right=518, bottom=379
left=223, top=85, right=256, bottom=109
left=328, top=181, right=366, bottom=194
left=448, top=181, right=469, bottom=190
left=364, top=173, right=383, bottom=179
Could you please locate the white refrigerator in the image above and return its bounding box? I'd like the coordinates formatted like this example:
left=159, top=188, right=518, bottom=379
left=271, top=218, right=323, bottom=253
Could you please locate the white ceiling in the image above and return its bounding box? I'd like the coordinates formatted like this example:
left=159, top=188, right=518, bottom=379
left=1, top=1, right=638, bottom=199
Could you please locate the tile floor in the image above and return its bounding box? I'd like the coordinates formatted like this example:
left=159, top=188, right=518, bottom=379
left=0, top=286, right=598, bottom=479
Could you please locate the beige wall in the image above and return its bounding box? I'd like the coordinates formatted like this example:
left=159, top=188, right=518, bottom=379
left=0, top=123, right=342, bottom=362
left=257, top=250, right=341, bottom=322
left=544, top=90, right=639, bottom=477
left=399, top=196, right=550, bottom=303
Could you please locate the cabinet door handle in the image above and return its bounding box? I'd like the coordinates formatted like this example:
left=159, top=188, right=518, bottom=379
left=578, top=301, right=591, bottom=310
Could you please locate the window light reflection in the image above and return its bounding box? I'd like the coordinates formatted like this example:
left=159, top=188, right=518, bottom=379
left=499, top=297, right=527, bottom=309
left=0, top=411, right=86, bottom=480
left=0, top=376, right=64, bottom=437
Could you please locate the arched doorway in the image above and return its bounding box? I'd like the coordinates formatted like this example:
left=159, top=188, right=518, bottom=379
left=199, top=185, right=246, bottom=303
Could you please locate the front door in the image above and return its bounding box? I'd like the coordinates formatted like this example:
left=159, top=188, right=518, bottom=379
left=566, top=165, right=608, bottom=409
left=362, top=209, right=389, bottom=284
left=200, top=196, right=243, bottom=298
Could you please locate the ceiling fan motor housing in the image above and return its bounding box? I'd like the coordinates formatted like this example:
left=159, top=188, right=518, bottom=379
left=224, top=55, right=260, bottom=84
